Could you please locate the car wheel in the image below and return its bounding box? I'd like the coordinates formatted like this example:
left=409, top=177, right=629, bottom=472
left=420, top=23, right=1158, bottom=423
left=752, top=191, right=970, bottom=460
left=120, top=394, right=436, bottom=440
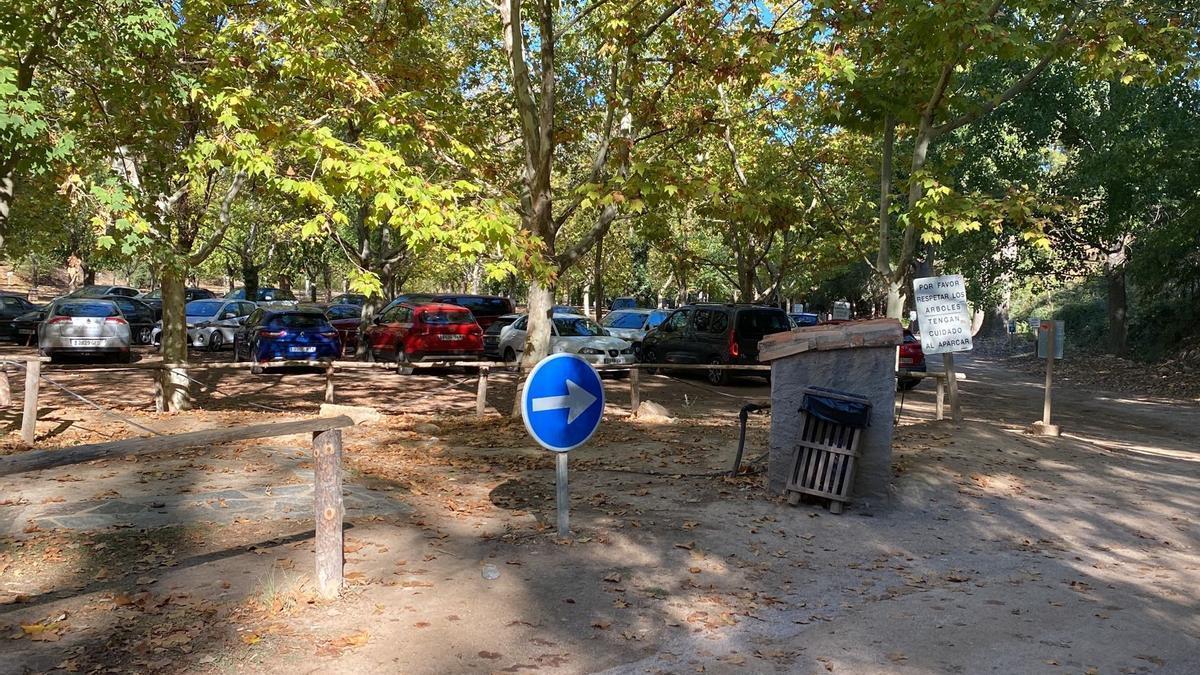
left=207, top=330, right=224, bottom=352
left=706, top=358, right=729, bottom=386
left=137, top=327, right=152, bottom=345
left=503, top=347, right=519, bottom=371
left=643, top=349, right=660, bottom=375
left=898, top=378, right=920, bottom=391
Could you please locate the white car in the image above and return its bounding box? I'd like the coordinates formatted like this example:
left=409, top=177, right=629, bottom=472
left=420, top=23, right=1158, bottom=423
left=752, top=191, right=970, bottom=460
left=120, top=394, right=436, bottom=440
left=150, top=298, right=256, bottom=350
left=499, top=312, right=635, bottom=369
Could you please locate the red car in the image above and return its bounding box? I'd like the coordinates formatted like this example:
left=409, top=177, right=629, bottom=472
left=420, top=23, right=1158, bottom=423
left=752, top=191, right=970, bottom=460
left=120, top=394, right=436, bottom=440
left=324, top=304, right=363, bottom=355
left=898, top=329, right=926, bottom=390
left=362, top=302, right=484, bottom=370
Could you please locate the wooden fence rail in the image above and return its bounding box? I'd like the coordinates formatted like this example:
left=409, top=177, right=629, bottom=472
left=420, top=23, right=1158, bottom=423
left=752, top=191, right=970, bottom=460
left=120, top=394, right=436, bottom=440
left=0, top=414, right=355, bottom=598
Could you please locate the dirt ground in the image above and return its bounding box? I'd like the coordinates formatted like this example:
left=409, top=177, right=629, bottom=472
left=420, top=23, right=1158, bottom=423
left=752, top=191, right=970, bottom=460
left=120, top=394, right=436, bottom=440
left=0, top=344, right=1197, bottom=674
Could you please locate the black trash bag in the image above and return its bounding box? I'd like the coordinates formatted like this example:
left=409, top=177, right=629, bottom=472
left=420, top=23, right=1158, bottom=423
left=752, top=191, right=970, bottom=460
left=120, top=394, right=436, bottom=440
left=800, top=387, right=872, bottom=428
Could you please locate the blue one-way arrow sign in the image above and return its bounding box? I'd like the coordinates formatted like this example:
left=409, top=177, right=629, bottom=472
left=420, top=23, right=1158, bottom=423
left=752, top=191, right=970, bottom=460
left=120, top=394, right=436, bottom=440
left=521, top=353, right=605, bottom=452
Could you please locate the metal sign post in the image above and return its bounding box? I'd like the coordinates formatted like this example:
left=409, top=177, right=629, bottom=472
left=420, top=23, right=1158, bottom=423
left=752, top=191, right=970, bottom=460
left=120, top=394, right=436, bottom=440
left=520, top=353, right=605, bottom=539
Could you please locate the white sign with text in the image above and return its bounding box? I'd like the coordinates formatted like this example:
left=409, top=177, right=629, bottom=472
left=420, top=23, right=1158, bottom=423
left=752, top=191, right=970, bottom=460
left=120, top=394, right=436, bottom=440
left=913, top=274, right=973, bottom=355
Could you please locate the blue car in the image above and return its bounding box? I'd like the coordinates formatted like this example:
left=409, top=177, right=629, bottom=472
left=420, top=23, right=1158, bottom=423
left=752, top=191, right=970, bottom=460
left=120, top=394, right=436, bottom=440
left=789, top=312, right=820, bottom=327
left=232, top=308, right=342, bottom=371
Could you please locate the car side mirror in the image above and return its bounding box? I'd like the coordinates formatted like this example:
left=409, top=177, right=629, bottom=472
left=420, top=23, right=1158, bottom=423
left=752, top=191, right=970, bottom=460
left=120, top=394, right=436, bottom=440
left=661, top=323, right=673, bottom=333
left=373, top=316, right=383, bottom=325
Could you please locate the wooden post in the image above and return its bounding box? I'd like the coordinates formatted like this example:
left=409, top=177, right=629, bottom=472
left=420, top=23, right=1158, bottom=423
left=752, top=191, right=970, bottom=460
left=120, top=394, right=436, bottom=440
left=324, top=363, right=335, bottom=404
left=629, top=366, right=641, bottom=414
left=21, top=359, right=40, bottom=445
left=0, top=361, right=10, bottom=408
left=475, top=366, right=489, bottom=417
left=943, top=353, right=962, bottom=423
left=1042, top=322, right=1055, bottom=427
left=935, top=375, right=945, bottom=421
left=312, top=428, right=344, bottom=599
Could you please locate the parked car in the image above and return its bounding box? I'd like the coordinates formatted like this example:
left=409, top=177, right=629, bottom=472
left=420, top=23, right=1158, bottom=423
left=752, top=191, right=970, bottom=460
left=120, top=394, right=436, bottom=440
left=150, top=298, right=257, bottom=350
left=0, top=293, right=37, bottom=341
left=379, top=293, right=515, bottom=330
left=223, top=287, right=297, bottom=303
left=600, top=308, right=670, bottom=357
left=324, top=303, right=363, bottom=355
left=67, top=284, right=141, bottom=298
left=38, top=298, right=132, bottom=362
left=362, top=302, right=483, bottom=372
left=329, top=293, right=368, bottom=307
left=138, top=287, right=216, bottom=319
left=898, top=329, right=927, bottom=390
left=499, top=312, right=634, bottom=370
left=98, top=294, right=156, bottom=344
left=483, top=313, right=521, bottom=360
left=11, top=304, right=49, bottom=345
left=789, top=312, right=820, bottom=327
left=640, top=303, right=791, bottom=385
left=609, top=297, right=639, bottom=311
left=232, top=308, right=341, bottom=372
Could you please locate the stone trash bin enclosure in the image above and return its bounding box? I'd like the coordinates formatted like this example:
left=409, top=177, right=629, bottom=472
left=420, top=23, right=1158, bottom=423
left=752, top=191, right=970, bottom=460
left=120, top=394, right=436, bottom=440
left=757, top=318, right=903, bottom=511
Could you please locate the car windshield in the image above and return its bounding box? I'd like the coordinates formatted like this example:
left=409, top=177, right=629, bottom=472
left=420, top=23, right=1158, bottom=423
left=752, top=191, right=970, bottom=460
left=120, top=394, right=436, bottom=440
left=736, top=309, right=791, bottom=337
left=647, top=310, right=669, bottom=328
left=68, top=285, right=109, bottom=298
left=554, top=317, right=605, bottom=337
left=55, top=301, right=118, bottom=318
left=422, top=309, right=473, bottom=325
left=143, top=289, right=162, bottom=300
left=267, top=313, right=329, bottom=329
left=186, top=300, right=225, bottom=316
left=603, top=312, right=647, bottom=329
left=326, top=305, right=360, bottom=320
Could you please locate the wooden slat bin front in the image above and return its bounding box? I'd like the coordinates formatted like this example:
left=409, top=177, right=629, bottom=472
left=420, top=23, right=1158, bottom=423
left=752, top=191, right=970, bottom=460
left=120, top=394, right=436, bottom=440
left=785, top=388, right=871, bottom=514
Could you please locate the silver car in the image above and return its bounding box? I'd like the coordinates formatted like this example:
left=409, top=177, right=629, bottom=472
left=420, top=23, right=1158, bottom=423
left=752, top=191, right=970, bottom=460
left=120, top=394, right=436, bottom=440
left=499, top=312, right=635, bottom=370
left=599, top=308, right=670, bottom=357
left=150, top=299, right=256, bottom=351
left=39, top=298, right=132, bottom=362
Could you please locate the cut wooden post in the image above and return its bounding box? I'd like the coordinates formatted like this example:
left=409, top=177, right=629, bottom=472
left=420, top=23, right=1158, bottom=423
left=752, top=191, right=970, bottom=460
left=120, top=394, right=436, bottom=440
left=943, top=353, right=962, bottom=423
left=935, top=376, right=945, bottom=421
left=0, top=361, right=10, bottom=408
left=324, top=363, right=335, bottom=404
left=629, top=366, right=641, bottom=414
left=475, top=366, right=489, bottom=417
left=1042, top=321, right=1055, bottom=427
left=312, top=428, right=344, bottom=599
left=21, top=359, right=40, bottom=445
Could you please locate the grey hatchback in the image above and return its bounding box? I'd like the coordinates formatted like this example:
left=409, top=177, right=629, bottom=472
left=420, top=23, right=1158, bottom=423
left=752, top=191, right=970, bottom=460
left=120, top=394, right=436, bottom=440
left=39, top=298, right=133, bottom=362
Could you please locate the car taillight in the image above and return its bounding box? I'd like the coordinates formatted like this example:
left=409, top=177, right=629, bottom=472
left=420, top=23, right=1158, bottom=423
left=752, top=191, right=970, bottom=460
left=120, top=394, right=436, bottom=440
left=105, top=317, right=128, bottom=325
left=47, top=316, right=72, bottom=325
left=259, top=329, right=285, bottom=338
left=728, top=330, right=740, bottom=357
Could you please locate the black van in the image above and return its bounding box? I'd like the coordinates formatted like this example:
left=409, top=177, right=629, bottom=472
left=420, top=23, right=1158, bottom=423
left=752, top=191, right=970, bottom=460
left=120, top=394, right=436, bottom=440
left=639, top=303, right=791, bottom=385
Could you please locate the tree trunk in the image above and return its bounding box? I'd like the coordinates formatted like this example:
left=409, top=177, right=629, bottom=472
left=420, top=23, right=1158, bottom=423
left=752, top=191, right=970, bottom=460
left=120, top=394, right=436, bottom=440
left=0, top=171, right=13, bottom=236
left=242, top=261, right=260, bottom=303
left=521, top=278, right=554, bottom=369
left=1106, top=252, right=1128, bottom=356
left=158, top=267, right=191, bottom=412
left=592, top=235, right=604, bottom=321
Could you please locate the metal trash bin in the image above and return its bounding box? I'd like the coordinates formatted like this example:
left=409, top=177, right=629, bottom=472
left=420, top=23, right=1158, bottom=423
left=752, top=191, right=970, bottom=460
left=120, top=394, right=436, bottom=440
left=785, top=387, right=872, bottom=514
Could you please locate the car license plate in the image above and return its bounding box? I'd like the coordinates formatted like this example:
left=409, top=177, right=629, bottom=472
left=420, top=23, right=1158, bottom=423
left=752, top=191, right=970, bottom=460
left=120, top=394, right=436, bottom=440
left=71, top=339, right=103, bottom=347
left=441, top=334, right=463, bottom=341
left=899, top=357, right=913, bottom=365
left=290, top=346, right=317, bottom=353
left=18, top=329, right=32, bottom=335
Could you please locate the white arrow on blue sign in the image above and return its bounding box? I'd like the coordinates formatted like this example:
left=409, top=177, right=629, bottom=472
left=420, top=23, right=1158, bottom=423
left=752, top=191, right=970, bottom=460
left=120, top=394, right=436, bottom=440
left=521, top=353, right=605, bottom=452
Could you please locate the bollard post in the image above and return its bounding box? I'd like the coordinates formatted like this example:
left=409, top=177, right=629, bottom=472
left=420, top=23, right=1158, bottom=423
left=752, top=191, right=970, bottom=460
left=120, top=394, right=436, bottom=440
left=21, top=359, right=40, bottom=445
left=629, top=366, right=640, bottom=414
left=324, top=363, right=335, bottom=404
left=935, top=376, right=945, bottom=421
left=475, top=366, right=489, bottom=417
left=312, top=428, right=344, bottom=599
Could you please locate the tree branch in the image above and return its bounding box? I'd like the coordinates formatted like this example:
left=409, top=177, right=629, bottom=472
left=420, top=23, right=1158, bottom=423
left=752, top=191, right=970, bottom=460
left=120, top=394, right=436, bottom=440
left=188, top=170, right=247, bottom=266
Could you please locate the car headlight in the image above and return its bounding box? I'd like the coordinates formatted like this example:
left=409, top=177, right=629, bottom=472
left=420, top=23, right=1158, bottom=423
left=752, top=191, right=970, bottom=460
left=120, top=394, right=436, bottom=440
left=578, top=347, right=603, bottom=355
left=620, top=348, right=633, bottom=355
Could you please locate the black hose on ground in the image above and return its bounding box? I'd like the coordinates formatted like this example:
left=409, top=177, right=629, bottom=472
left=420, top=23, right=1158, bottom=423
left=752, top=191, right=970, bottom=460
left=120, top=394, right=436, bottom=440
left=731, top=402, right=770, bottom=477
